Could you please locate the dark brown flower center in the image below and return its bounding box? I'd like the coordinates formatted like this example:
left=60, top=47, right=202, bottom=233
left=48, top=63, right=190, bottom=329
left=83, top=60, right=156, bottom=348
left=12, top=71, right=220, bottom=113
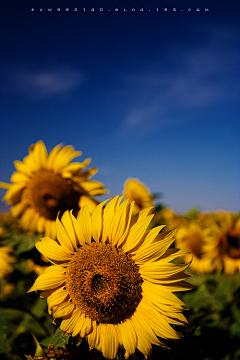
left=65, top=243, right=143, bottom=324
left=134, top=197, right=143, bottom=211
left=219, top=229, right=240, bottom=259
left=183, top=233, right=202, bottom=258
left=25, top=170, right=82, bottom=220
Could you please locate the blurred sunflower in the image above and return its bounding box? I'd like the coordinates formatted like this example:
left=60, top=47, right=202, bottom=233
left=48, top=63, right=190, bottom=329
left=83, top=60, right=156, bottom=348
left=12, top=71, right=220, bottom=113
left=153, top=209, right=189, bottom=235
left=0, top=141, right=108, bottom=239
left=204, top=212, right=240, bottom=275
left=175, top=223, right=213, bottom=274
left=0, top=246, right=15, bottom=280
left=28, top=196, right=192, bottom=359
left=195, top=211, right=226, bottom=228
left=25, top=259, right=47, bottom=276
left=0, top=225, right=9, bottom=238
left=122, top=178, right=154, bottom=215
left=0, top=283, right=14, bottom=300
left=160, top=208, right=176, bottom=222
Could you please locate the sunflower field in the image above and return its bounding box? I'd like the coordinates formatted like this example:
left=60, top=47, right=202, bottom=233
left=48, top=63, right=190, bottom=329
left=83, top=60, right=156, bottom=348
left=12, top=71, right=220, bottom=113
left=0, top=141, right=240, bottom=360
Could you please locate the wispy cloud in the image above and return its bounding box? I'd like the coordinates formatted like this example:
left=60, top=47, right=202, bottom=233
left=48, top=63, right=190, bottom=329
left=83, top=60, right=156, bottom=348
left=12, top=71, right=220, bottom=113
left=1, top=64, right=86, bottom=99
left=115, top=27, right=240, bottom=136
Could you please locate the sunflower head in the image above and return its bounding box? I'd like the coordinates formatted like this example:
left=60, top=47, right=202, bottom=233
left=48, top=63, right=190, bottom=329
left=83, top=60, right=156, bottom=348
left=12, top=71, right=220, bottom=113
left=175, top=222, right=213, bottom=274
left=0, top=246, right=15, bottom=280
left=122, top=178, right=154, bottom=215
left=0, top=283, right=14, bottom=300
left=0, top=141, right=108, bottom=239
left=204, top=212, right=240, bottom=275
left=24, top=259, right=47, bottom=276
left=28, top=196, right=193, bottom=359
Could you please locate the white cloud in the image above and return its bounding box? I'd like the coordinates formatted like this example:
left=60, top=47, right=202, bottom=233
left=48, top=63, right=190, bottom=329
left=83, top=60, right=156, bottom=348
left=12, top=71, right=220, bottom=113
left=2, top=64, right=86, bottom=99
left=116, top=27, right=240, bottom=136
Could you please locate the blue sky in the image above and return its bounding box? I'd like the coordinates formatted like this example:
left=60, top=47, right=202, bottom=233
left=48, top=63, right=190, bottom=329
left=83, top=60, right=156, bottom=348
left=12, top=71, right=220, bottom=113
left=0, top=0, right=240, bottom=213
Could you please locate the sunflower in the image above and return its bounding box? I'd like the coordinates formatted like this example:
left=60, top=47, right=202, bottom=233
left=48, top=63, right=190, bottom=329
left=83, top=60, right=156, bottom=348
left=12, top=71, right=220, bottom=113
left=0, top=224, right=9, bottom=239
left=204, top=212, right=240, bottom=275
left=122, top=178, right=154, bottom=215
left=0, top=141, right=108, bottom=239
left=0, top=283, right=14, bottom=300
left=28, top=196, right=192, bottom=359
left=175, top=222, right=213, bottom=274
left=0, top=246, right=15, bottom=280
left=152, top=209, right=189, bottom=236
left=25, top=259, right=47, bottom=276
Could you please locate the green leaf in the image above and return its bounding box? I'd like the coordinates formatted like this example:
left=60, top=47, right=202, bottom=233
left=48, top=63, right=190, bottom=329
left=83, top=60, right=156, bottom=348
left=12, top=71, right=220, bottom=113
left=0, top=308, right=12, bottom=354
left=30, top=331, right=45, bottom=357
left=1, top=232, right=41, bottom=255
left=40, top=327, right=71, bottom=348
left=184, top=206, right=200, bottom=221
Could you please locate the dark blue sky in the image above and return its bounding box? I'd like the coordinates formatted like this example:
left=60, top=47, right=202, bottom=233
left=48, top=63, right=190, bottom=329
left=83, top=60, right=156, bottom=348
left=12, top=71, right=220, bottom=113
left=1, top=0, right=240, bottom=213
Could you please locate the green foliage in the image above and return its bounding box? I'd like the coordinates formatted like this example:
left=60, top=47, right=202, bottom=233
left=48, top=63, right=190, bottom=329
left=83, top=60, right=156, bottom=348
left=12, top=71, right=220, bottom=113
left=184, top=206, right=200, bottom=221
left=0, top=214, right=240, bottom=360
left=0, top=232, right=40, bottom=256
left=40, top=327, right=71, bottom=348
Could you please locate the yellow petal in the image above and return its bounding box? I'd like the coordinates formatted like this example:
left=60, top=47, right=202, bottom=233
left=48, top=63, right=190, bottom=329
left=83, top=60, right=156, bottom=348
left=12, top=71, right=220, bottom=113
left=36, top=237, right=72, bottom=262
left=164, top=280, right=194, bottom=292
left=131, top=312, right=168, bottom=352
left=71, top=313, right=87, bottom=337
left=37, top=216, right=45, bottom=233
left=123, top=215, right=154, bottom=253
left=95, top=324, right=103, bottom=352
left=60, top=211, right=78, bottom=250
left=10, top=172, right=29, bottom=183
left=47, top=287, right=69, bottom=314
left=162, top=312, right=188, bottom=326
left=131, top=316, right=153, bottom=358
left=27, top=272, right=66, bottom=292
left=80, top=179, right=106, bottom=193
left=70, top=213, right=86, bottom=246
left=46, top=144, right=62, bottom=170
left=142, top=281, right=185, bottom=307
left=101, top=324, right=119, bottom=360
left=14, top=160, right=32, bottom=176
left=33, top=140, right=48, bottom=168
left=60, top=308, right=83, bottom=333
left=53, top=302, right=75, bottom=319
left=11, top=202, right=25, bottom=217
left=56, top=213, right=75, bottom=252
left=139, top=262, right=190, bottom=279
left=159, top=248, right=191, bottom=263
left=77, top=206, right=92, bottom=244
left=44, top=219, right=53, bottom=237
left=130, top=206, right=154, bottom=228
left=80, top=317, right=93, bottom=338
left=63, top=160, right=91, bottom=173
left=102, top=196, right=119, bottom=243
left=50, top=220, right=57, bottom=239
left=0, top=182, right=11, bottom=189
left=136, top=299, right=181, bottom=340
left=52, top=146, right=82, bottom=172
left=91, top=200, right=109, bottom=242
left=88, top=321, right=100, bottom=349
left=4, top=183, right=25, bottom=203
left=131, top=225, right=165, bottom=256
left=118, top=319, right=137, bottom=355
left=132, top=234, right=175, bottom=264
left=109, top=199, right=131, bottom=246
left=79, top=195, right=98, bottom=213
left=20, top=207, right=35, bottom=229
